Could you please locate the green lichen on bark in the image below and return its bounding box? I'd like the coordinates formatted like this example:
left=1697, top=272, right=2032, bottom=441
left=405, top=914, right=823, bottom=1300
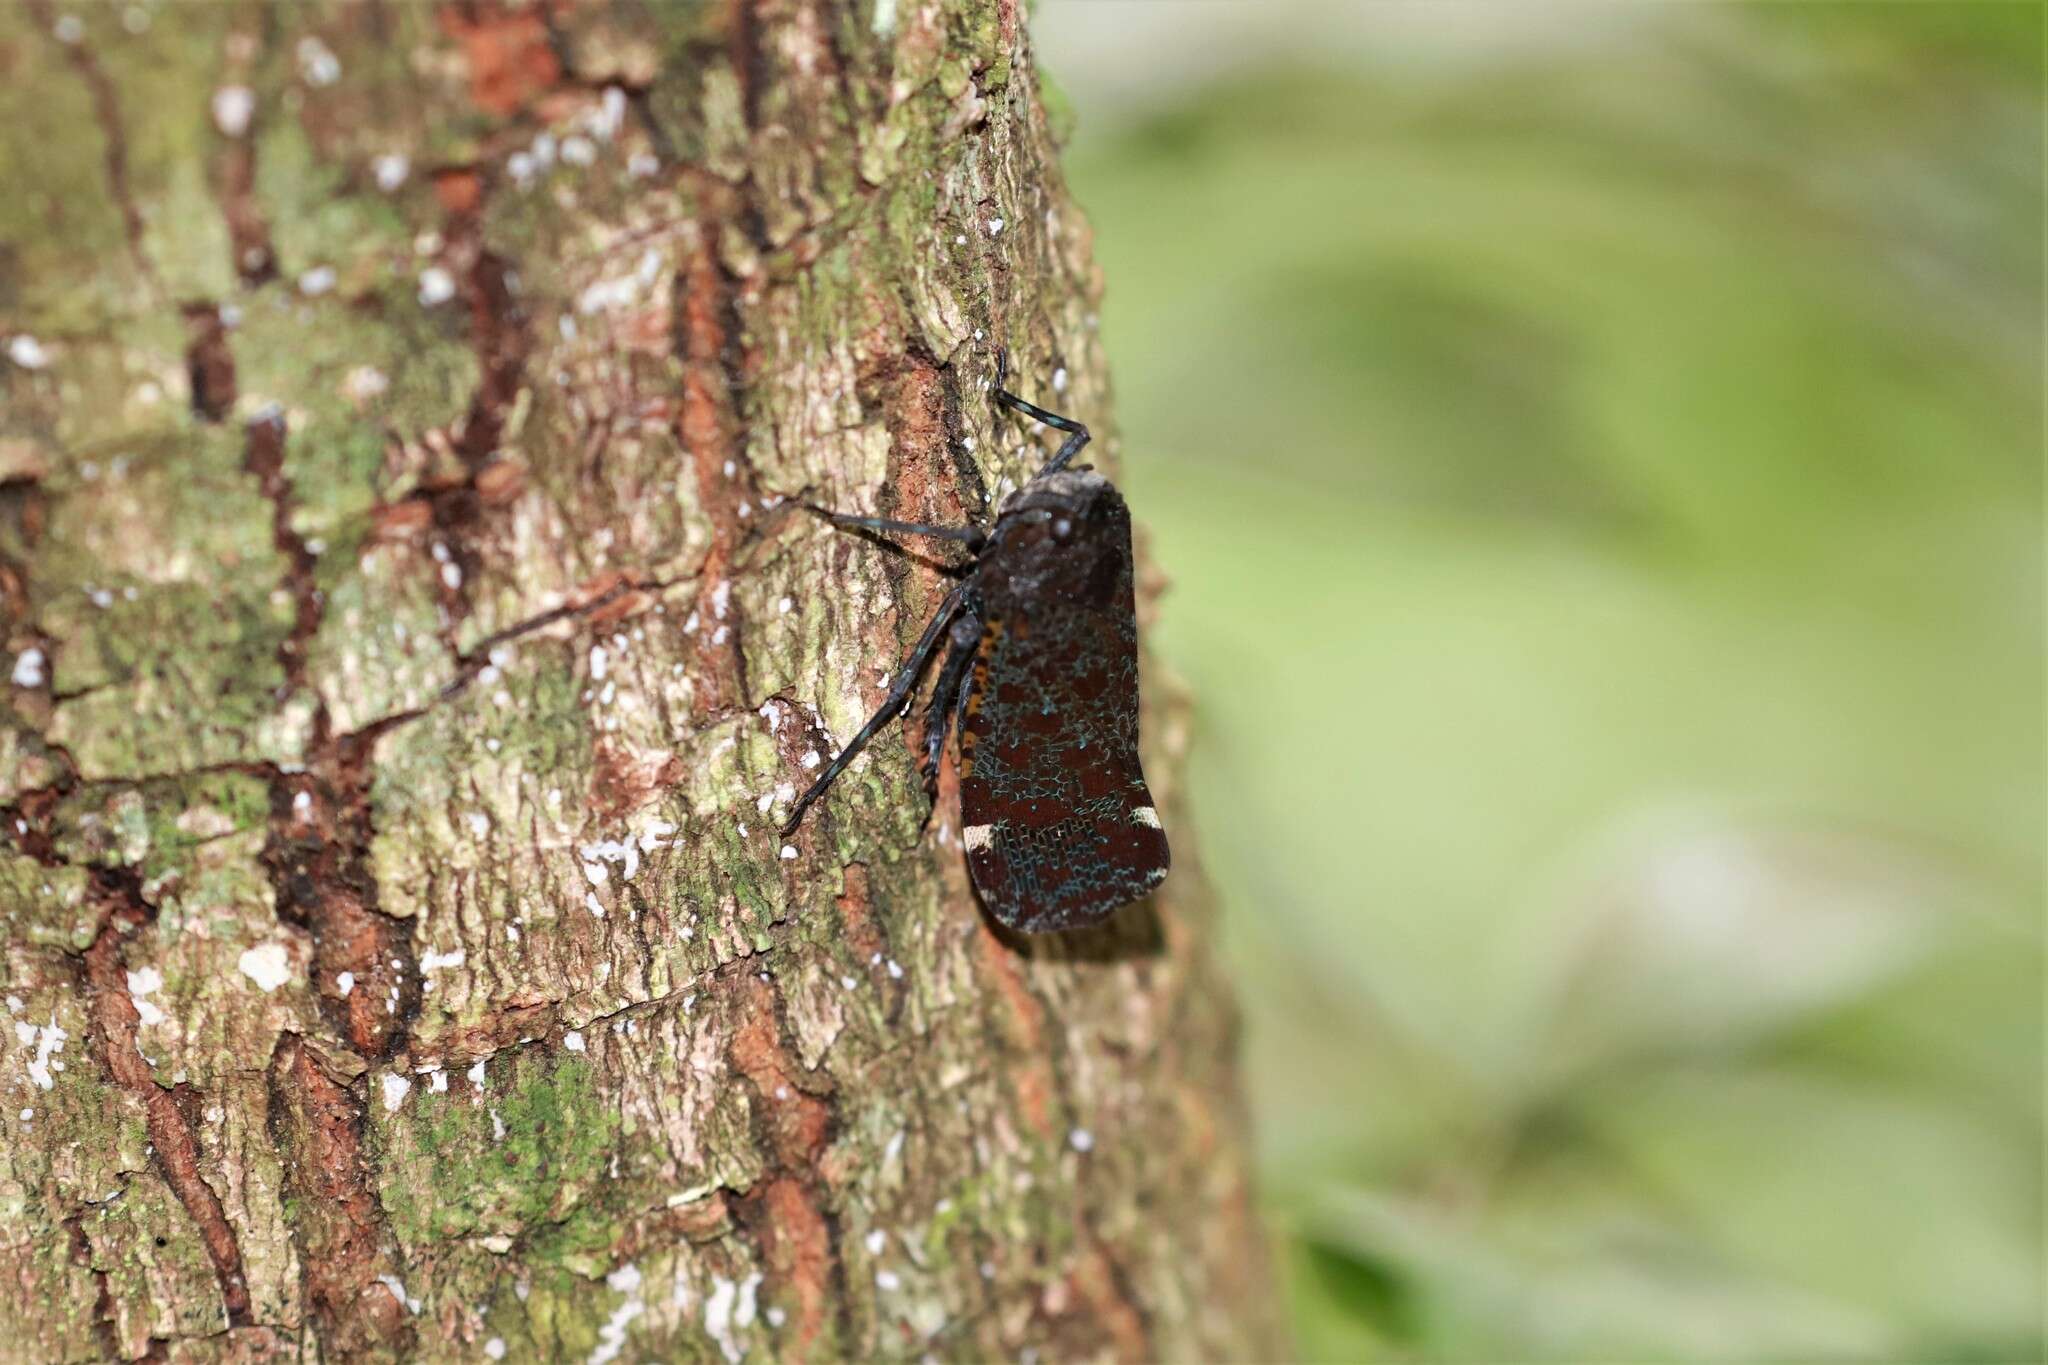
left=0, top=1, right=1282, bottom=1361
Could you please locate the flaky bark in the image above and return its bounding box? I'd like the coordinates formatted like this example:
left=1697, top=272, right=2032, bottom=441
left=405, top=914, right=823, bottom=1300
left=0, top=2, right=1280, bottom=1360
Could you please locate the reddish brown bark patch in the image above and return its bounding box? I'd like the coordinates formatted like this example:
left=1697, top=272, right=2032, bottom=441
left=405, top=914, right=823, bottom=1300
left=728, top=977, right=844, bottom=1359
left=437, top=3, right=562, bottom=117
left=266, top=1034, right=413, bottom=1359
left=972, top=929, right=1054, bottom=1137
left=673, top=234, right=754, bottom=710
left=729, top=978, right=833, bottom=1170
left=243, top=410, right=325, bottom=727
left=261, top=773, right=418, bottom=1060
left=182, top=302, right=237, bottom=423
left=751, top=1176, right=835, bottom=1361
left=81, top=887, right=253, bottom=1329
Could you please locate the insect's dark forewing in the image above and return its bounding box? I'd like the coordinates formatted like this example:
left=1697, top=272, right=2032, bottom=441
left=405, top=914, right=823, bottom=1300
left=959, top=479, right=1169, bottom=932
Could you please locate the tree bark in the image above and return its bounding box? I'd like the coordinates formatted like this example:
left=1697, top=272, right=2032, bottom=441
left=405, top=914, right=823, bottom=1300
left=0, top=2, right=1281, bottom=1361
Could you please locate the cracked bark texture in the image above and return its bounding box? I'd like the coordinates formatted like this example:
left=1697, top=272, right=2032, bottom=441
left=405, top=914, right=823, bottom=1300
left=0, top=2, right=1282, bottom=1361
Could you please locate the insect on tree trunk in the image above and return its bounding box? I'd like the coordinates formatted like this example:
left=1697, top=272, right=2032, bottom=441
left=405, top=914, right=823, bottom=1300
left=0, top=2, right=1284, bottom=1361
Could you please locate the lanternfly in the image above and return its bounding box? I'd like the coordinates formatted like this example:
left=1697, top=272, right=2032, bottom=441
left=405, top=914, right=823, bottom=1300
left=782, top=352, right=1170, bottom=933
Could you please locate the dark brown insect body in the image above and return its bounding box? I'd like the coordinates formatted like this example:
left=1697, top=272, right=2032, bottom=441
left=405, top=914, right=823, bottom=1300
left=781, top=356, right=1169, bottom=932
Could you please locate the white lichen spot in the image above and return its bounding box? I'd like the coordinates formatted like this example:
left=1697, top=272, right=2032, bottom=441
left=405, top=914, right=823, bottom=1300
left=375, top=1273, right=420, bottom=1313
left=596, top=86, right=628, bottom=139
left=865, top=1229, right=887, bottom=1255
left=237, top=941, right=291, bottom=993
left=585, top=892, right=606, bottom=919
left=1069, top=1127, right=1095, bottom=1153
left=780, top=844, right=798, bottom=861
left=7, top=335, right=49, bottom=370
left=876, top=1269, right=901, bottom=1291
left=703, top=1276, right=741, bottom=1364
left=421, top=948, right=466, bottom=974
left=417, top=266, right=456, bottom=307
left=885, top=958, right=904, bottom=980
left=296, top=35, right=341, bottom=86
left=840, top=975, right=857, bottom=990
left=373, top=152, right=410, bottom=192
left=381, top=1073, right=411, bottom=1112
left=10, top=648, right=46, bottom=688
left=711, top=580, right=732, bottom=619
left=581, top=835, right=640, bottom=882
left=24, top=1017, right=68, bottom=1090
left=336, top=971, right=355, bottom=997
left=428, top=1069, right=448, bottom=1094
left=465, top=810, right=490, bottom=837
left=802, top=751, right=822, bottom=771
left=211, top=85, right=255, bottom=138
left=343, top=365, right=389, bottom=403
left=777, top=596, right=794, bottom=615
left=297, top=265, right=337, bottom=296
left=562, top=135, right=596, bottom=166
left=986, top=217, right=1005, bottom=236
left=484, top=1339, right=507, bottom=1361
left=563, top=1030, right=586, bottom=1053
left=126, top=968, right=166, bottom=1027
left=590, top=644, right=609, bottom=680
left=53, top=13, right=83, bottom=43
left=1052, top=367, right=1069, bottom=393
left=491, top=1108, right=506, bottom=1141
left=467, top=1060, right=487, bottom=1086
left=628, top=151, right=659, bottom=178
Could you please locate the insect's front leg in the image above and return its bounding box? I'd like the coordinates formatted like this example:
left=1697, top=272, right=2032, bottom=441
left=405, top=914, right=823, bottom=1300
left=993, top=349, right=1091, bottom=476
left=920, top=611, right=983, bottom=803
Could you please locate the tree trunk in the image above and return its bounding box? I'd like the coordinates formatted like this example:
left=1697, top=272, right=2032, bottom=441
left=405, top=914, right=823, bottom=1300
left=0, top=2, right=1281, bottom=1360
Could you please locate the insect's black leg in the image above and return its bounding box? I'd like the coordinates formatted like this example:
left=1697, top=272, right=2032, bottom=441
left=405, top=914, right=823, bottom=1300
left=993, top=349, right=1091, bottom=476
left=781, top=583, right=968, bottom=837
left=919, top=611, right=983, bottom=800
left=803, top=503, right=986, bottom=548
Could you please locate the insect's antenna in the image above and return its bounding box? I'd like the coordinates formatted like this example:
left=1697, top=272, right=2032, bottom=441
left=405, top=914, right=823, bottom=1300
left=992, top=349, right=1091, bottom=476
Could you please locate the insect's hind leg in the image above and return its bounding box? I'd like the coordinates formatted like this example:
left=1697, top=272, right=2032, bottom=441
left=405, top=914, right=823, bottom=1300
left=781, top=583, right=968, bottom=836
left=993, top=349, right=1091, bottom=476
left=919, top=611, right=983, bottom=803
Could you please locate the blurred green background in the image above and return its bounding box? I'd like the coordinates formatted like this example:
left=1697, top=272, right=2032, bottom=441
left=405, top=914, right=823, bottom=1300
left=1035, top=4, right=2042, bottom=1360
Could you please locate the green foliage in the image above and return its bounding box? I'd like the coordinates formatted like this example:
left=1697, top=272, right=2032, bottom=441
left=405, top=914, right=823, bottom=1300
left=1058, top=5, right=2042, bottom=1359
